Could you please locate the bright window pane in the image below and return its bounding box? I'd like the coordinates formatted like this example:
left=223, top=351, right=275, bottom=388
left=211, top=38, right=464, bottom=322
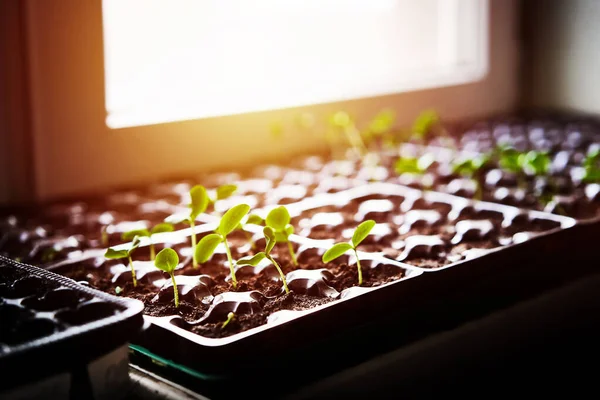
left=102, top=0, right=488, bottom=128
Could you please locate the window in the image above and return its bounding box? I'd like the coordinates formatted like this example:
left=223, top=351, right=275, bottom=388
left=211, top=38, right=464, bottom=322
left=102, top=0, right=488, bottom=128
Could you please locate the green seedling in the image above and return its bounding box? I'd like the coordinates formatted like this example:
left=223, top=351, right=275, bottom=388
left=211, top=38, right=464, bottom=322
left=195, top=204, right=251, bottom=289
left=520, top=151, right=550, bottom=177
left=270, top=120, right=284, bottom=140
left=452, top=153, right=492, bottom=200
left=329, top=111, right=369, bottom=161
left=364, top=109, right=396, bottom=149
left=395, top=153, right=435, bottom=175
left=583, top=148, right=600, bottom=183
left=105, top=235, right=141, bottom=287
left=322, top=220, right=376, bottom=286
left=497, top=147, right=526, bottom=188
left=165, top=185, right=209, bottom=268
left=213, top=184, right=237, bottom=203
left=519, top=150, right=563, bottom=211
left=265, top=206, right=297, bottom=266
left=412, top=109, right=440, bottom=140
left=122, top=222, right=174, bottom=261
left=237, top=226, right=289, bottom=293
left=394, top=154, right=435, bottom=189
left=100, top=225, right=109, bottom=247
left=222, top=312, right=235, bottom=329
left=154, top=248, right=180, bottom=308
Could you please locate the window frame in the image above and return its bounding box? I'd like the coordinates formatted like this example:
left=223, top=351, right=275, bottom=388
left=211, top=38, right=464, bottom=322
left=16, top=0, right=518, bottom=202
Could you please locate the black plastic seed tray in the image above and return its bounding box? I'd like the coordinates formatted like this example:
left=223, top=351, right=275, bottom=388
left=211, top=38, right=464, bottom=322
left=0, top=255, right=144, bottom=399
left=128, top=183, right=582, bottom=372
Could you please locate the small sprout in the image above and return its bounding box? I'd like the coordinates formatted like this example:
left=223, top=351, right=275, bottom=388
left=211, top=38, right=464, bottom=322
left=154, top=248, right=180, bottom=308
left=368, top=109, right=396, bottom=136
left=114, top=286, right=122, bottom=295
left=394, top=153, right=435, bottom=175
left=364, top=109, right=396, bottom=148
left=215, top=184, right=237, bottom=201
left=582, top=148, right=600, bottom=183
left=100, top=225, right=109, bottom=246
left=237, top=226, right=289, bottom=293
left=412, top=109, right=440, bottom=140
left=165, top=185, right=209, bottom=268
left=520, top=151, right=550, bottom=177
left=122, top=222, right=174, bottom=261
left=246, top=214, right=264, bottom=226
left=105, top=235, right=141, bottom=287
left=222, top=312, right=235, bottom=329
left=195, top=204, right=251, bottom=289
left=452, top=153, right=491, bottom=200
left=498, top=147, right=522, bottom=174
left=329, top=111, right=368, bottom=162
left=265, top=206, right=297, bottom=266
left=322, top=220, right=376, bottom=286
left=270, top=120, right=284, bottom=140
left=497, top=147, right=526, bottom=188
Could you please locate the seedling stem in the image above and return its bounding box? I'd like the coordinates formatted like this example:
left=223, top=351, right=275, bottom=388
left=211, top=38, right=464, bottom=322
left=223, top=239, right=237, bottom=288
left=222, top=312, right=235, bottom=329
left=128, top=255, right=137, bottom=287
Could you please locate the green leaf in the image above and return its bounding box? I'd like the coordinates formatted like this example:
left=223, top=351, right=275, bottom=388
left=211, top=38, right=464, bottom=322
left=412, top=109, right=439, bottom=138
left=270, top=121, right=284, bottom=139
left=246, top=214, right=264, bottom=225
left=104, top=248, right=128, bottom=259
left=330, top=111, right=352, bottom=128
left=129, top=236, right=142, bottom=254
left=263, top=227, right=276, bottom=255
left=322, top=243, right=354, bottom=263
left=452, top=159, right=475, bottom=176
left=151, top=222, right=174, bottom=235
left=189, top=185, right=209, bottom=220
left=394, top=157, right=422, bottom=174
left=284, top=224, right=294, bottom=236
left=237, top=252, right=266, bottom=266
left=472, top=153, right=491, bottom=170
left=155, top=248, right=179, bottom=273
left=266, top=206, right=290, bottom=231
left=520, top=151, right=550, bottom=176
left=368, top=109, right=396, bottom=135
left=217, top=204, right=250, bottom=237
left=216, top=184, right=237, bottom=200
left=499, top=148, right=523, bottom=173
left=194, top=233, right=223, bottom=264
left=122, top=229, right=150, bottom=241
left=352, top=220, right=376, bottom=247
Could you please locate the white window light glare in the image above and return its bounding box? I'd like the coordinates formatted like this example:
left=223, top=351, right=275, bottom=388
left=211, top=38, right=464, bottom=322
left=102, top=0, right=488, bottom=129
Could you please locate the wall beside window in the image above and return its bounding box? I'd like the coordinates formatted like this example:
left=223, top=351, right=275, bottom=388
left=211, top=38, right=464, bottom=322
left=524, top=0, right=600, bottom=115
left=2, top=0, right=521, bottom=204
left=0, top=0, right=34, bottom=206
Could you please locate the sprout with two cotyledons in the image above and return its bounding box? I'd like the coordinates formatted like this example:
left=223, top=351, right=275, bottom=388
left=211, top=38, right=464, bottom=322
left=154, top=248, right=180, bottom=308
left=122, top=222, right=174, bottom=261
left=237, top=226, right=289, bottom=294
left=194, top=204, right=251, bottom=289
left=322, top=220, right=376, bottom=286
left=105, top=235, right=141, bottom=287
left=165, top=185, right=210, bottom=268
left=265, top=206, right=297, bottom=266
